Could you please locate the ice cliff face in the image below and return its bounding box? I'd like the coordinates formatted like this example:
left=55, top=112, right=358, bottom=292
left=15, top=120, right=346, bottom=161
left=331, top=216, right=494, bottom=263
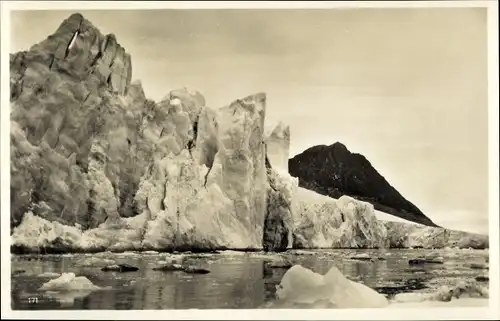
left=135, top=93, right=269, bottom=250
left=10, top=13, right=267, bottom=252
left=11, top=13, right=299, bottom=252
left=383, top=221, right=489, bottom=249
left=293, top=188, right=388, bottom=249
left=10, top=13, right=487, bottom=253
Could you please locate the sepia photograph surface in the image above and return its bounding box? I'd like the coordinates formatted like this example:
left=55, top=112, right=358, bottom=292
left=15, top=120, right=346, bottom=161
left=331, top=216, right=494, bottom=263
left=1, top=1, right=499, bottom=320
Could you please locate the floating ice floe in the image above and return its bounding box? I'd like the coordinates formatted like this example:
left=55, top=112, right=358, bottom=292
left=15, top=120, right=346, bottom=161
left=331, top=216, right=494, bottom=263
left=38, top=272, right=111, bottom=307
left=468, top=262, right=489, bottom=270
left=101, top=264, right=139, bottom=272
left=142, top=250, right=160, bottom=255
left=38, top=272, right=61, bottom=278
left=218, top=250, right=249, bottom=256
left=77, top=257, right=115, bottom=267
left=350, top=253, right=375, bottom=261
left=392, top=280, right=489, bottom=304
left=264, top=256, right=293, bottom=268
left=274, top=265, right=389, bottom=308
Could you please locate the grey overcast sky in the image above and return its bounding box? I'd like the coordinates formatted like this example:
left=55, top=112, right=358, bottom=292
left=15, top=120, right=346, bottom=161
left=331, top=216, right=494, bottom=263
left=10, top=8, right=489, bottom=234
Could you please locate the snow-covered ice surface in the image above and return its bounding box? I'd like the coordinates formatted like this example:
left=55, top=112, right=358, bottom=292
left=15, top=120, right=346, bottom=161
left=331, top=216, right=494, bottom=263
left=11, top=248, right=489, bottom=309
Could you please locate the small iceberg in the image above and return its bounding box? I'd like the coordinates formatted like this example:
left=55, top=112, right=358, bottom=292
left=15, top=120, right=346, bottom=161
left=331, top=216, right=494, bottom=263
left=273, top=265, right=389, bottom=308
left=39, top=272, right=101, bottom=292
left=78, top=257, right=115, bottom=267
left=38, top=272, right=109, bottom=307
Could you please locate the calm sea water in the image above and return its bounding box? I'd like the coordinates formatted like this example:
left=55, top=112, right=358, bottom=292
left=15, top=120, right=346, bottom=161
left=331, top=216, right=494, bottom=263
left=11, top=248, right=489, bottom=310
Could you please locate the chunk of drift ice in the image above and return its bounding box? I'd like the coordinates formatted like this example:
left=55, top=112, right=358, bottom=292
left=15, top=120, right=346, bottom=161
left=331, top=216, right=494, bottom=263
left=39, top=273, right=100, bottom=292
left=392, top=280, right=489, bottom=304
left=475, top=276, right=489, bottom=282
left=78, top=257, right=115, bottom=267
left=143, top=250, right=159, bottom=254
left=101, top=264, right=139, bottom=272
left=183, top=266, right=210, bottom=274
left=265, top=261, right=293, bottom=269
left=152, top=264, right=210, bottom=274
left=152, top=263, right=184, bottom=272
left=12, top=270, right=25, bottom=276
left=264, top=257, right=293, bottom=269
left=38, top=272, right=61, bottom=278
left=408, top=258, right=444, bottom=265
left=275, top=265, right=389, bottom=308
left=350, top=253, right=374, bottom=261
left=468, top=263, right=489, bottom=270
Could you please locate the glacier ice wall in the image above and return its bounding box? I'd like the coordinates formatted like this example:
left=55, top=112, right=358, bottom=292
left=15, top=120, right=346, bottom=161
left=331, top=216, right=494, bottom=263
left=293, top=188, right=388, bottom=249
left=383, top=221, right=488, bottom=249
left=10, top=13, right=488, bottom=253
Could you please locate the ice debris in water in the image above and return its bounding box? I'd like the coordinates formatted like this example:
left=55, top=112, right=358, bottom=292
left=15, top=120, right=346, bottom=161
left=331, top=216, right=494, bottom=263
left=143, top=250, right=160, bottom=255
left=265, top=257, right=293, bottom=269
left=78, top=257, right=115, bottom=267
left=275, top=265, right=389, bottom=308
left=38, top=272, right=61, bottom=278
left=38, top=273, right=108, bottom=308
left=393, top=280, right=489, bottom=303
left=219, top=250, right=248, bottom=256
left=39, top=272, right=101, bottom=292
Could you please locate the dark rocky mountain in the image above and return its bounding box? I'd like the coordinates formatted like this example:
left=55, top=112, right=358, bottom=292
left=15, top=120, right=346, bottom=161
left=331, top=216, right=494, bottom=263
left=288, top=142, right=440, bottom=227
